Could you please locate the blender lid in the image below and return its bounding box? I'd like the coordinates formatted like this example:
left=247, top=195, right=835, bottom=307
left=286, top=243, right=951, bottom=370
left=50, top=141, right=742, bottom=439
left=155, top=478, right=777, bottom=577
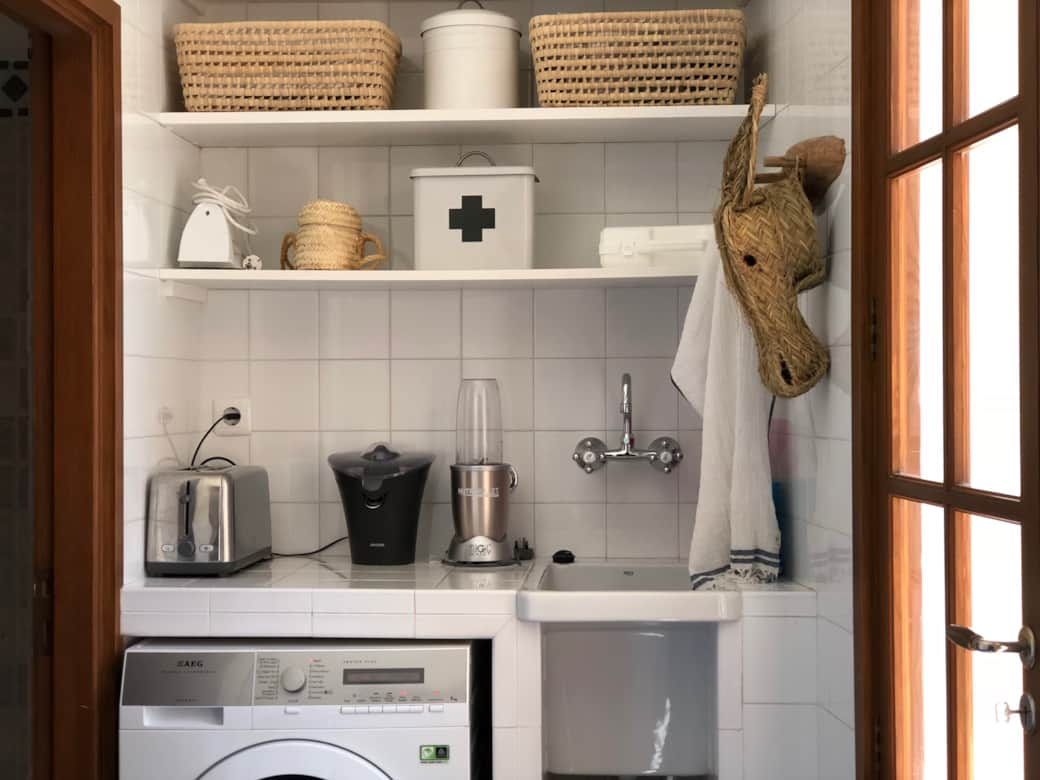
left=328, top=443, right=435, bottom=479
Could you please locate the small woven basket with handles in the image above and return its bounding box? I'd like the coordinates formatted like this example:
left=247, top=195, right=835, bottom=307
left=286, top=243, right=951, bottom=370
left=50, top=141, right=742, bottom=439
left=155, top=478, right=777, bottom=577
left=174, top=20, right=401, bottom=111
left=281, top=200, right=386, bottom=271
left=529, top=9, right=745, bottom=107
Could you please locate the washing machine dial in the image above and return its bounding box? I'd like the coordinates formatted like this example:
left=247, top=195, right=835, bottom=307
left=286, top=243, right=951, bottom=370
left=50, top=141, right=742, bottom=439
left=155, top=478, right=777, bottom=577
left=280, top=666, right=307, bottom=693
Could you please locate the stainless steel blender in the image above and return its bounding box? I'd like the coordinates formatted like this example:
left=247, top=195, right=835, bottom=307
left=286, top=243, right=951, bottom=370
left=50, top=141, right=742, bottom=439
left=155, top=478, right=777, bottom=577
left=445, top=378, right=518, bottom=566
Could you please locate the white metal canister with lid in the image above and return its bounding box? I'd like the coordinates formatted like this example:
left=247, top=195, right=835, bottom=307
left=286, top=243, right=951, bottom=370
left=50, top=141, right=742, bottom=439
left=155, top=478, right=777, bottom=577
left=411, top=151, right=536, bottom=270
left=420, top=1, right=522, bottom=109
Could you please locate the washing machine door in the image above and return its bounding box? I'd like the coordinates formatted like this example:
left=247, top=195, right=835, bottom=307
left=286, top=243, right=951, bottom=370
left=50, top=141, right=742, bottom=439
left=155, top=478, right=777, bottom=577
left=198, top=740, right=392, bottom=780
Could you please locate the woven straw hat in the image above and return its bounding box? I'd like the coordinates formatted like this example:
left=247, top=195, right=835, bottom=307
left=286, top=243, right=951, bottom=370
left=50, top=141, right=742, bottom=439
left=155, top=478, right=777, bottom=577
left=713, top=74, right=829, bottom=398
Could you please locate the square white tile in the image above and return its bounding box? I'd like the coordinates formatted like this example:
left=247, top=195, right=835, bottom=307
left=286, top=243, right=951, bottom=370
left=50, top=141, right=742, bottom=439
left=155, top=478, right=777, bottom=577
left=249, top=290, right=319, bottom=360
left=743, top=617, right=817, bottom=704
left=677, top=141, right=727, bottom=213
left=198, top=360, right=250, bottom=430
left=605, top=287, right=680, bottom=357
left=605, top=430, right=680, bottom=504
left=604, top=358, right=679, bottom=430
left=251, top=432, right=320, bottom=502
left=533, top=213, right=605, bottom=269
left=606, top=503, right=678, bottom=557
left=247, top=147, right=319, bottom=217
left=535, top=504, right=607, bottom=558
left=817, top=709, right=855, bottom=779
left=250, top=361, right=319, bottom=431
left=534, top=359, right=605, bottom=430
left=533, top=288, right=605, bottom=357
left=533, top=143, right=605, bottom=213
left=389, top=216, right=414, bottom=269
left=462, top=359, right=534, bottom=431
left=249, top=216, right=299, bottom=271
left=317, top=146, right=390, bottom=215
left=318, top=290, right=390, bottom=359
left=318, top=360, right=391, bottom=430
left=389, top=360, right=460, bottom=430
left=319, top=1, right=390, bottom=23
left=200, top=147, right=248, bottom=194
left=534, top=431, right=605, bottom=503
left=462, top=289, right=534, bottom=358
left=271, top=502, right=320, bottom=554
left=390, top=289, right=461, bottom=358
left=201, top=290, right=249, bottom=361
left=742, top=704, right=819, bottom=780
left=605, top=142, right=677, bottom=213
left=817, top=618, right=855, bottom=727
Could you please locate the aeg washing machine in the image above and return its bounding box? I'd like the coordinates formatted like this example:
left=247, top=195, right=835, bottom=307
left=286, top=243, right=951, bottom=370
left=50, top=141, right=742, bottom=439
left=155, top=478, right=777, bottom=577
left=119, top=640, right=490, bottom=779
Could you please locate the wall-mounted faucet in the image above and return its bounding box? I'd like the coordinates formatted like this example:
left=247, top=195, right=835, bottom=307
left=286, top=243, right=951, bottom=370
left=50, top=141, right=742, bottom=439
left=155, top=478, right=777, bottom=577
left=572, top=373, right=684, bottom=474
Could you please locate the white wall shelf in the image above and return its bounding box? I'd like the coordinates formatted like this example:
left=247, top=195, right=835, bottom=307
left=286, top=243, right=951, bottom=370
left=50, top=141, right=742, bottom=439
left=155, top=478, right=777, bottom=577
left=154, top=105, right=772, bottom=148
left=138, top=266, right=700, bottom=293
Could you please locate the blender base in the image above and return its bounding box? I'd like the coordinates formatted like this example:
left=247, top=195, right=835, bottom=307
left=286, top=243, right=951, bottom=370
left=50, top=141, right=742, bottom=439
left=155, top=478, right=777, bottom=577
left=443, top=535, right=519, bottom=567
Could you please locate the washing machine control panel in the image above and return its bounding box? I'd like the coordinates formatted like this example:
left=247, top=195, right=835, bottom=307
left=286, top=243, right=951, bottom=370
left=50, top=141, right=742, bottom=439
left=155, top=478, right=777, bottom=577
left=252, top=644, right=469, bottom=707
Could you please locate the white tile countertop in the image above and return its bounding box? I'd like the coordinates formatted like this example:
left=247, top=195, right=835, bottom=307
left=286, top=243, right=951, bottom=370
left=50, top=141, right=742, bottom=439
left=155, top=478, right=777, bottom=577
left=121, top=544, right=816, bottom=637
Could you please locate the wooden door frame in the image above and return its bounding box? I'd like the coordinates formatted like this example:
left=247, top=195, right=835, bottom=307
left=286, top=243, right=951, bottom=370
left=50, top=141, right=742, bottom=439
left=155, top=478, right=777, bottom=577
left=853, top=0, right=1040, bottom=776
left=0, top=0, right=123, bottom=778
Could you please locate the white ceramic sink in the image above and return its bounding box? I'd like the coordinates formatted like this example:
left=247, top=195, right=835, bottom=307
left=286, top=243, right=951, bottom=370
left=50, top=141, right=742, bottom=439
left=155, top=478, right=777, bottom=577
left=517, top=562, right=742, bottom=623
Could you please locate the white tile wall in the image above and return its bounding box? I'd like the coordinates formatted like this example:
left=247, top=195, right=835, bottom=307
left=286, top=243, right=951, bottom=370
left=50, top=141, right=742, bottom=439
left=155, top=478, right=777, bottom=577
left=753, top=0, right=854, bottom=773
left=188, top=285, right=696, bottom=558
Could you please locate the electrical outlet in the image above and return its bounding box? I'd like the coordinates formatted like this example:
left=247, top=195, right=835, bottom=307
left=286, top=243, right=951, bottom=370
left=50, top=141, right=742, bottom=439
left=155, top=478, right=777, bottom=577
left=212, top=398, right=251, bottom=436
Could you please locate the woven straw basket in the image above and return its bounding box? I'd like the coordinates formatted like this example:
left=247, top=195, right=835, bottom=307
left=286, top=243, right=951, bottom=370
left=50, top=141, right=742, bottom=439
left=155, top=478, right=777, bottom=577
left=174, top=20, right=401, bottom=111
left=714, top=74, right=828, bottom=398
left=529, top=9, right=745, bottom=107
left=281, top=201, right=386, bottom=271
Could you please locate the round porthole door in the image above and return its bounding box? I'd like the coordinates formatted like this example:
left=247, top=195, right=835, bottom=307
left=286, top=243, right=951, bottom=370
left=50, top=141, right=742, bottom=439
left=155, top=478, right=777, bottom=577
left=197, top=740, right=392, bottom=780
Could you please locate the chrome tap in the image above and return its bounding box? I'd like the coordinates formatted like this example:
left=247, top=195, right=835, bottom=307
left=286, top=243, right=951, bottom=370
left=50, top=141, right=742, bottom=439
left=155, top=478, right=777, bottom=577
left=572, top=373, right=684, bottom=474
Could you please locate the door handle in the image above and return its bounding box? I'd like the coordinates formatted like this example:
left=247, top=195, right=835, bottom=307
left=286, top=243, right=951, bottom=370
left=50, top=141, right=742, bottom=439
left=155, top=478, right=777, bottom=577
left=947, top=624, right=1036, bottom=669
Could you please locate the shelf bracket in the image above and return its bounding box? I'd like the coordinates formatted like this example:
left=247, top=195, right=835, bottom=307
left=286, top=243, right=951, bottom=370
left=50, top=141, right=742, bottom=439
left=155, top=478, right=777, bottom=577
left=161, top=279, right=208, bottom=305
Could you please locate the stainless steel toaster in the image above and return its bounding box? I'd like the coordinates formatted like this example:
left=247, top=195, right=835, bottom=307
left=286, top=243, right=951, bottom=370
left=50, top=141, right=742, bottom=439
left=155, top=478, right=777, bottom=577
left=145, top=465, right=272, bottom=576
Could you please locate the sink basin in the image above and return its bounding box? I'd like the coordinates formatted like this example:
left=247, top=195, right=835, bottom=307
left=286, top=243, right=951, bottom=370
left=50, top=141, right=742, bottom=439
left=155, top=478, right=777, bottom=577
left=517, top=562, right=741, bottom=623
left=539, top=563, right=693, bottom=591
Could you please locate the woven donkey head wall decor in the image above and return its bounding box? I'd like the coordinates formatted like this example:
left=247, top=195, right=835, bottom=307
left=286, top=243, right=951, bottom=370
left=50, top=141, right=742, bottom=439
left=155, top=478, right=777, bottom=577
left=713, top=74, right=832, bottom=398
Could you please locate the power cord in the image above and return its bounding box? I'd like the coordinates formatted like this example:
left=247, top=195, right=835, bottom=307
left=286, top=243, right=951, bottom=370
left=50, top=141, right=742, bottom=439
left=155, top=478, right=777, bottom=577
left=273, top=536, right=349, bottom=557
left=190, top=409, right=242, bottom=468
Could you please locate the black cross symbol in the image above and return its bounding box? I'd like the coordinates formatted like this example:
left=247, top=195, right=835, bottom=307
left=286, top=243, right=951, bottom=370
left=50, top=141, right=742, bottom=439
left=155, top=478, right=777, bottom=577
left=448, top=195, right=496, bottom=242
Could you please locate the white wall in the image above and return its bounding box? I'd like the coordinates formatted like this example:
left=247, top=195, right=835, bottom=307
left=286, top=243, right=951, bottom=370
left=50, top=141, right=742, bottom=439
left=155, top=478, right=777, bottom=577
left=119, top=0, right=203, bottom=583
left=748, top=0, right=854, bottom=777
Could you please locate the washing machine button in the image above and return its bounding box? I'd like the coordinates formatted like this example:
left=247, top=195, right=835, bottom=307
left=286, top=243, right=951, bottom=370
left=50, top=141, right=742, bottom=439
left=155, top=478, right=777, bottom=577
left=428, top=704, right=444, bottom=713
left=284, top=706, right=300, bottom=715
left=340, top=706, right=355, bottom=714
left=354, top=705, right=369, bottom=714
left=383, top=705, right=398, bottom=713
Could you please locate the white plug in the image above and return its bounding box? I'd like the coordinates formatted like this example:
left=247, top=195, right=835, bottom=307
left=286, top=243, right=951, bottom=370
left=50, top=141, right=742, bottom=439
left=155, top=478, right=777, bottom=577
left=212, top=398, right=251, bottom=436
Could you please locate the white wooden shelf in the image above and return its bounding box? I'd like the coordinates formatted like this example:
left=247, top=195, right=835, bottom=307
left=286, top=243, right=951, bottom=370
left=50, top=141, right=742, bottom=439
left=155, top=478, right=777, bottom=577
left=154, top=105, right=772, bottom=148
left=141, top=266, right=701, bottom=293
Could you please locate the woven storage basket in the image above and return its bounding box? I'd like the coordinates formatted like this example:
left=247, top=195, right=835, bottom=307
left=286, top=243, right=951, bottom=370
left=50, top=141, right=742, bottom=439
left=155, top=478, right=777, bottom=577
left=281, top=200, right=386, bottom=271
left=175, top=20, right=401, bottom=111
left=529, top=9, right=745, bottom=107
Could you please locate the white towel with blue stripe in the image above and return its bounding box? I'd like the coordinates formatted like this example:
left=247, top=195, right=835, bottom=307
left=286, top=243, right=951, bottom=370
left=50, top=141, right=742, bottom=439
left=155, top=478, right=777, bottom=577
left=672, top=248, right=781, bottom=590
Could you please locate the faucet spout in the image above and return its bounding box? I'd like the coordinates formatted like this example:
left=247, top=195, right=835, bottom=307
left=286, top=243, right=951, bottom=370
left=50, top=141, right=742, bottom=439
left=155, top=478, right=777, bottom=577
left=620, top=373, right=634, bottom=451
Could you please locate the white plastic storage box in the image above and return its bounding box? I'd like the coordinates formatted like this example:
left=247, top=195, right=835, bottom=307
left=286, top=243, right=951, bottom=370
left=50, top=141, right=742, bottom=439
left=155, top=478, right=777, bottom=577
left=411, top=158, right=536, bottom=270
left=599, top=224, right=715, bottom=268
left=421, top=6, right=522, bottom=109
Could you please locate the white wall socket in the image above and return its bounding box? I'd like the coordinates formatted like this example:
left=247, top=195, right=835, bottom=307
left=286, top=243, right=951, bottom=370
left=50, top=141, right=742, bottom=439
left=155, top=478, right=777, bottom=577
left=212, top=398, right=252, bottom=436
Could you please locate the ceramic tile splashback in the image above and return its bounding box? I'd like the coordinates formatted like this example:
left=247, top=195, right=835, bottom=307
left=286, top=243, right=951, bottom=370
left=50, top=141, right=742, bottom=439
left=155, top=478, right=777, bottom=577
left=119, top=0, right=204, bottom=584
left=750, top=0, right=853, bottom=776
left=188, top=286, right=702, bottom=562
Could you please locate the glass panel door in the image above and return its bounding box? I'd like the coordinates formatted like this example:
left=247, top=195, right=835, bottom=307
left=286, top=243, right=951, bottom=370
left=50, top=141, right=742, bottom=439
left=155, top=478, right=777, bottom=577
left=878, top=0, right=1038, bottom=776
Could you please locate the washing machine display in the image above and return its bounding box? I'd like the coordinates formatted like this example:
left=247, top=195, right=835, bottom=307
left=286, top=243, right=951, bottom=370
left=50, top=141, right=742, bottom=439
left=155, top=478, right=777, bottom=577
left=119, top=640, right=479, bottom=780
